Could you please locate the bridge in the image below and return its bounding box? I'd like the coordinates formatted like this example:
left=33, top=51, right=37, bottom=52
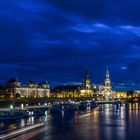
left=95, top=100, right=122, bottom=104
left=0, top=100, right=123, bottom=112
left=0, top=97, right=133, bottom=109
left=15, top=100, right=122, bottom=110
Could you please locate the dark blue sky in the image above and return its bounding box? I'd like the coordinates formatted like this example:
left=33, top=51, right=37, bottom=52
left=0, top=0, right=140, bottom=90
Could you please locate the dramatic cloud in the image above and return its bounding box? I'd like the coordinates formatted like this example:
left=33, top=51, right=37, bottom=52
left=0, top=0, right=140, bottom=89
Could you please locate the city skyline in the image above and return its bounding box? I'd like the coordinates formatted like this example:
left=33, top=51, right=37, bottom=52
left=1, top=1, right=140, bottom=90
left=1, top=69, right=140, bottom=91
left=1, top=1, right=140, bottom=140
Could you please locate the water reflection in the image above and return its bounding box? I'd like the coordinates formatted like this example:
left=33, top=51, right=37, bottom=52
left=0, top=116, right=44, bottom=135
left=20, top=119, right=25, bottom=127
left=27, top=117, right=34, bottom=125
left=1, top=103, right=140, bottom=140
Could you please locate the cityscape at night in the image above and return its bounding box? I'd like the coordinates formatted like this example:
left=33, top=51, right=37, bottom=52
left=1, top=0, right=140, bottom=140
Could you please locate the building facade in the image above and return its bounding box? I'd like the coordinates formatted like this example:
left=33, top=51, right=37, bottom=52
left=52, top=72, right=94, bottom=98
left=51, top=85, right=81, bottom=98
left=98, top=69, right=115, bottom=100
left=80, top=72, right=93, bottom=97
left=6, top=78, right=50, bottom=98
left=115, top=91, right=127, bottom=99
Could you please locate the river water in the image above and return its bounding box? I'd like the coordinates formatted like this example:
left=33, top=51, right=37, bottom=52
left=1, top=103, right=140, bottom=140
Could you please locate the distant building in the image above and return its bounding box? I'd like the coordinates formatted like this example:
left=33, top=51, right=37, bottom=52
left=98, top=69, right=115, bottom=100
left=115, top=91, right=127, bottom=99
left=52, top=72, right=94, bottom=98
left=6, top=78, right=50, bottom=98
left=133, top=90, right=140, bottom=98
left=80, top=72, right=93, bottom=96
left=51, top=85, right=81, bottom=98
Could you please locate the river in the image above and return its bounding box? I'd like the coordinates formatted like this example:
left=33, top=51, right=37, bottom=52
left=1, top=103, right=140, bottom=140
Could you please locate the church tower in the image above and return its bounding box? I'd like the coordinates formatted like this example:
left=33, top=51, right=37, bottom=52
left=104, top=68, right=111, bottom=90
left=84, top=72, right=91, bottom=90
left=98, top=68, right=115, bottom=101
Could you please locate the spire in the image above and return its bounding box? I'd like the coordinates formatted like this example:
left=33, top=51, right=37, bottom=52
left=107, top=67, right=109, bottom=74
left=105, top=68, right=111, bottom=89
left=15, top=77, right=19, bottom=82
left=85, top=66, right=90, bottom=79
left=84, top=69, right=91, bottom=90
left=86, top=72, right=90, bottom=79
left=106, top=68, right=110, bottom=79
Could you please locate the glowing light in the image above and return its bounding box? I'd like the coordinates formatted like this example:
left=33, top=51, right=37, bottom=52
left=20, top=119, right=25, bottom=127
left=62, top=111, right=64, bottom=117
left=10, top=105, right=13, bottom=109
left=21, top=104, right=24, bottom=110
left=31, top=117, right=34, bottom=124
left=45, top=111, right=48, bottom=115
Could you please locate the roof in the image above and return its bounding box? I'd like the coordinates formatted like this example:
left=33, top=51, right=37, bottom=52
left=38, top=81, right=49, bottom=85
left=53, top=85, right=81, bottom=92
left=7, top=78, right=19, bottom=83
left=28, top=80, right=36, bottom=85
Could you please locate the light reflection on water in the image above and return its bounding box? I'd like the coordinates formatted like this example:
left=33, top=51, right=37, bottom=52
left=1, top=103, right=140, bottom=140
left=0, top=116, right=44, bottom=135
left=20, top=119, right=25, bottom=127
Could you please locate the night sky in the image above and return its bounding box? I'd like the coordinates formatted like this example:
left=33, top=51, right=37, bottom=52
left=0, top=0, right=140, bottom=90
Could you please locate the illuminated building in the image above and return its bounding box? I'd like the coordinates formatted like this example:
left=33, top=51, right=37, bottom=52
left=52, top=72, right=93, bottom=98
left=133, top=90, right=140, bottom=98
left=51, top=85, right=81, bottom=98
left=80, top=72, right=92, bottom=97
left=98, top=69, right=115, bottom=100
left=84, top=72, right=91, bottom=90
left=115, top=91, right=127, bottom=99
left=6, top=78, right=50, bottom=98
left=104, top=69, right=111, bottom=90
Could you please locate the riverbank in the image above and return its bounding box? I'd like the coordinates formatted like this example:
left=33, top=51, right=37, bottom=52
left=0, top=97, right=138, bottom=108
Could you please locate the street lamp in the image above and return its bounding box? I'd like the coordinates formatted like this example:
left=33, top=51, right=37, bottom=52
left=10, top=105, right=13, bottom=109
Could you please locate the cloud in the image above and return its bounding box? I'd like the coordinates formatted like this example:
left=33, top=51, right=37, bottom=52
left=119, top=25, right=140, bottom=36
left=0, top=0, right=140, bottom=89
left=121, top=66, right=128, bottom=70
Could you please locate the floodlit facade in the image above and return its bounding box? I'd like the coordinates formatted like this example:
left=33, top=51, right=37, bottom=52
left=98, top=69, right=115, bottom=100
left=80, top=72, right=94, bottom=97
left=51, top=85, right=81, bottom=98
left=52, top=72, right=95, bottom=98
left=133, top=90, right=140, bottom=97
left=6, top=78, right=50, bottom=98
left=115, top=91, right=127, bottom=99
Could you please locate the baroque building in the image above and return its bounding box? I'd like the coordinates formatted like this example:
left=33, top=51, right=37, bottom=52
left=6, top=78, right=50, bottom=98
left=51, top=85, right=81, bottom=98
left=98, top=69, right=115, bottom=100
left=104, top=69, right=111, bottom=90
left=52, top=72, right=94, bottom=98
left=80, top=72, right=93, bottom=96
